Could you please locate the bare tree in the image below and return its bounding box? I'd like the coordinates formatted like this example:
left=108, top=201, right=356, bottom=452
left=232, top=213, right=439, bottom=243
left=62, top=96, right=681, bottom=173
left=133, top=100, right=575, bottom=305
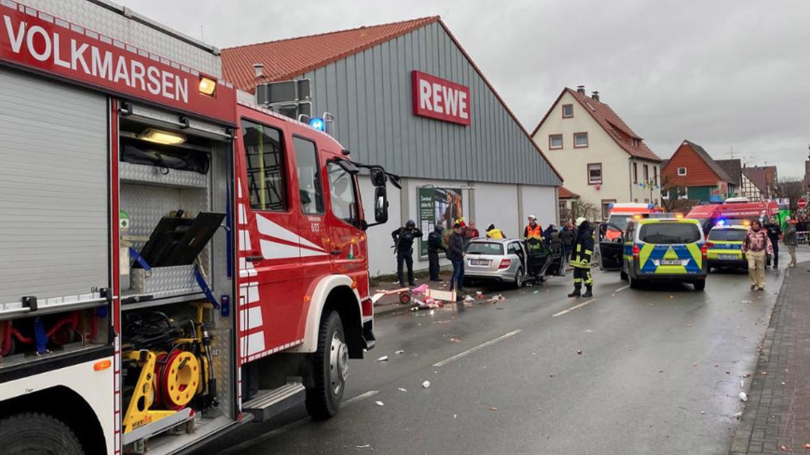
left=777, top=178, right=806, bottom=211
left=571, top=201, right=601, bottom=222
left=660, top=174, right=697, bottom=213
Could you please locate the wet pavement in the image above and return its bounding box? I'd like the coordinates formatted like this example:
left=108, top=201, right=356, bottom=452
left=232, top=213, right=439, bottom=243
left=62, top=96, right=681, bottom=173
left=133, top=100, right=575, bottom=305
left=193, top=254, right=808, bottom=455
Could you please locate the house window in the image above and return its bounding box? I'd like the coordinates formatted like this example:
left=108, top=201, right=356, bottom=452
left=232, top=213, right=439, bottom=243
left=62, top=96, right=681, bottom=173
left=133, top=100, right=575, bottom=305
left=633, top=162, right=638, bottom=183
left=562, top=104, right=574, bottom=118
left=643, top=164, right=649, bottom=183
left=587, top=163, right=602, bottom=185
left=574, top=132, right=589, bottom=148
left=601, top=199, right=616, bottom=220
left=549, top=134, right=563, bottom=149
left=678, top=167, right=687, bottom=176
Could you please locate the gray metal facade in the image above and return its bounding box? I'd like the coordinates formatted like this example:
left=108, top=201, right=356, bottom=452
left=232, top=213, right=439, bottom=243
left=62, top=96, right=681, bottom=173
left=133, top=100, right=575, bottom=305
left=302, top=22, right=561, bottom=187
left=0, top=67, right=109, bottom=305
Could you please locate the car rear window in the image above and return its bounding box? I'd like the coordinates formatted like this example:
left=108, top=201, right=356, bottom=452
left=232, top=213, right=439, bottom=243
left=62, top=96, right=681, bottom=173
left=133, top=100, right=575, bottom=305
left=708, top=229, right=747, bottom=242
left=465, top=242, right=504, bottom=255
left=639, top=223, right=701, bottom=244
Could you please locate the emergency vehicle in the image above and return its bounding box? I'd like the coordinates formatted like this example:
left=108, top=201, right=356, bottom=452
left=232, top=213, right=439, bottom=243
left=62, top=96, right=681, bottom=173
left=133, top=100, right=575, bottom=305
left=705, top=221, right=750, bottom=271
left=605, top=202, right=659, bottom=240
left=687, top=198, right=780, bottom=236
left=598, top=217, right=707, bottom=291
left=0, top=1, right=395, bottom=454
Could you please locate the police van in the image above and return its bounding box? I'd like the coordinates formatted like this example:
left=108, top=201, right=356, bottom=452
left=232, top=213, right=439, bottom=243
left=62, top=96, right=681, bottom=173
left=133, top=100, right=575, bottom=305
left=705, top=221, right=749, bottom=271
left=598, top=216, right=708, bottom=291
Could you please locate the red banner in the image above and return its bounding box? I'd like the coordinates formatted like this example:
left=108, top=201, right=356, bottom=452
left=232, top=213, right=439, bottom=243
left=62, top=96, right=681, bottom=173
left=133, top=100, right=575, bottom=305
left=0, top=2, right=235, bottom=124
left=412, top=70, right=471, bottom=126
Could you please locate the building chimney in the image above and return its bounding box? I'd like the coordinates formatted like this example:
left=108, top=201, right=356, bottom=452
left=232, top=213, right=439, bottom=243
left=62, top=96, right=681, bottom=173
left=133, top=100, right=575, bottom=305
left=253, top=63, right=264, bottom=79
left=591, top=91, right=600, bottom=102
left=577, top=85, right=586, bottom=95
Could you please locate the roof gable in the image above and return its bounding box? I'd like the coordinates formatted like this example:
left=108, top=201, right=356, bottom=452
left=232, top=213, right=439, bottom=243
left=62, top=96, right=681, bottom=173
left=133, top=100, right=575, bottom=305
left=662, top=140, right=734, bottom=186
left=532, top=88, right=662, bottom=162
left=222, top=17, right=439, bottom=92
left=715, top=159, right=742, bottom=186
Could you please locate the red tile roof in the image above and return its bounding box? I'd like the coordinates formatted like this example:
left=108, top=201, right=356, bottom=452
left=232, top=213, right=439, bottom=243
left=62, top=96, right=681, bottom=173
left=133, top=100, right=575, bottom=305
left=662, top=140, right=735, bottom=187
left=532, top=88, right=662, bottom=162
left=558, top=186, right=580, bottom=199
left=222, top=17, right=439, bottom=92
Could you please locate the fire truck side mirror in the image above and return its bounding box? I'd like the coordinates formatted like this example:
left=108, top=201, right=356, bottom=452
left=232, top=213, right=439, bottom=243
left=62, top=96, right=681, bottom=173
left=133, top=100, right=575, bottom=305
left=374, top=186, right=389, bottom=224
left=370, top=167, right=387, bottom=187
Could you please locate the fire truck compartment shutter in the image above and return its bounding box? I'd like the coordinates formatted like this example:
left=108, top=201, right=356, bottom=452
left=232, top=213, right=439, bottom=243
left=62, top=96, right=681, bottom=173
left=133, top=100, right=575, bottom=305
left=0, top=67, right=110, bottom=308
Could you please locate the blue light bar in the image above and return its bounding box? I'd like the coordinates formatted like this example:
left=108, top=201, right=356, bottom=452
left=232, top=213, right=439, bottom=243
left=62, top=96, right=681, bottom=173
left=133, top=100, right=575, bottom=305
left=309, top=117, right=325, bottom=131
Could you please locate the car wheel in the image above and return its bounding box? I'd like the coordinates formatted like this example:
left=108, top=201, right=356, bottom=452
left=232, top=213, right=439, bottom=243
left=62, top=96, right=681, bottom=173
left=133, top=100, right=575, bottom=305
left=306, top=311, right=347, bottom=420
left=620, top=263, right=628, bottom=281
left=694, top=280, right=706, bottom=291
left=514, top=268, right=523, bottom=289
left=628, top=271, right=639, bottom=289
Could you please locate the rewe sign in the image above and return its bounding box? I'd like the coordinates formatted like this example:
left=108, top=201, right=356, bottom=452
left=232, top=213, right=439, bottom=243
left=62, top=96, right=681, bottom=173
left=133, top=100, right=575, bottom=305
left=412, top=70, right=471, bottom=126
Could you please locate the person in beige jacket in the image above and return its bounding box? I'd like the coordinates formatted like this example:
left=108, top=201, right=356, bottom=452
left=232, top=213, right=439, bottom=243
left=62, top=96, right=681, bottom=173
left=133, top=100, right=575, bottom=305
left=742, top=219, right=773, bottom=291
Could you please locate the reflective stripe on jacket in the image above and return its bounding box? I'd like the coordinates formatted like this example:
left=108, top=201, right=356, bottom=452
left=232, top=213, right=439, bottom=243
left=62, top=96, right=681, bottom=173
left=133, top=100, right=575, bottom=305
left=570, top=225, right=594, bottom=268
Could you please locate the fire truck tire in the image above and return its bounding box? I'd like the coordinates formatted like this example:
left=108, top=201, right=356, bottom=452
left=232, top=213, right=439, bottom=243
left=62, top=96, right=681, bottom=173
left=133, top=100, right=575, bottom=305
left=306, top=311, right=346, bottom=420
left=0, top=413, right=84, bottom=455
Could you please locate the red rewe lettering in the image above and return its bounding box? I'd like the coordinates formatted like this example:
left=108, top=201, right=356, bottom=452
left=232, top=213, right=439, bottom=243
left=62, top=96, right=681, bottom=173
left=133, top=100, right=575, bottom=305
left=411, top=70, right=471, bottom=126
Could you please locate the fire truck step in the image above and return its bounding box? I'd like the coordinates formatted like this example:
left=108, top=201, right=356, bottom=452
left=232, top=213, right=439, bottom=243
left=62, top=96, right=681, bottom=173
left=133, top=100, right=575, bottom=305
left=242, top=383, right=306, bottom=422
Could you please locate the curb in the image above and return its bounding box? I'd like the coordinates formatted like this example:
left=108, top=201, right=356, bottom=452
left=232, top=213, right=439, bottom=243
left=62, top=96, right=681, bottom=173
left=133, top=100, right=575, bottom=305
left=729, top=265, right=795, bottom=454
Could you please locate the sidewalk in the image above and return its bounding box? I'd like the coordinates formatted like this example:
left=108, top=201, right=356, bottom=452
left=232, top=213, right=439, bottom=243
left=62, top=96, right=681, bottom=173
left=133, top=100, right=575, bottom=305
left=732, top=262, right=810, bottom=454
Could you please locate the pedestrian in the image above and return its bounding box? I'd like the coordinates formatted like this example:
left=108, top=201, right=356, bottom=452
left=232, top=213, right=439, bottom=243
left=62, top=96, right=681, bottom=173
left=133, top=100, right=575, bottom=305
left=549, top=229, right=563, bottom=255
left=486, top=224, right=505, bottom=239
left=427, top=225, right=446, bottom=281
left=765, top=216, right=782, bottom=269
left=447, top=222, right=466, bottom=295
left=465, top=220, right=480, bottom=243
left=560, top=224, right=575, bottom=260
left=568, top=217, right=594, bottom=298
left=391, top=220, right=423, bottom=287
left=543, top=223, right=556, bottom=246
left=523, top=215, right=543, bottom=253
left=742, top=219, right=773, bottom=291
left=783, top=216, right=798, bottom=268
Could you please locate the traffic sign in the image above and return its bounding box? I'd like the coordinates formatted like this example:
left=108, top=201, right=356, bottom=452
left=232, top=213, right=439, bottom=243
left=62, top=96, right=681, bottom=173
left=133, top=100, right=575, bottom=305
left=798, top=197, right=808, bottom=209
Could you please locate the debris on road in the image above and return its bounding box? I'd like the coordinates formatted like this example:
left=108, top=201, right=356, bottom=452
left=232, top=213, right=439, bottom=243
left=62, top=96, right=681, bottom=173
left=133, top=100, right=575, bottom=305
left=576, top=350, right=582, bottom=355
left=488, top=407, right=499, bottom=411
left=533, top=290, right=539, bottom=294
left=739, top=392, right=748, bottom=402
left=398, top=388, right=407, bottom=392
left=422, top=381, right=431, bottom=389
left=395, top=350, right=405, bottom=355
left=449, top=338, right=462, bottom=343
left=732, top=412, right=742, bottom=419
left=454, top=414, right=457, bottom=419
left=375, top=401, right=384, bottom=406
left=356, top=444, right=371, bottom=449
left=781, top=445, right=789, bottom=451
left=377, top=355, right=389, bottom=362
left=804, top=443, right=810, bottom=449
left=549, top=374, right=555, bottom=377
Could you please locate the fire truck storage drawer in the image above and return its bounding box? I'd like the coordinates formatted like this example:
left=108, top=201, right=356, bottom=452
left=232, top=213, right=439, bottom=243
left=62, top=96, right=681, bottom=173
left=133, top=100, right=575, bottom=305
left=0, top=68, right=110, bottom=311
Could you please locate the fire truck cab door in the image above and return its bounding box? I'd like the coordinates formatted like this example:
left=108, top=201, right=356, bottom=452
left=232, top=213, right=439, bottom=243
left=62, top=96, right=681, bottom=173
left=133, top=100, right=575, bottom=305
left=236, top=117, right=305, bottom=360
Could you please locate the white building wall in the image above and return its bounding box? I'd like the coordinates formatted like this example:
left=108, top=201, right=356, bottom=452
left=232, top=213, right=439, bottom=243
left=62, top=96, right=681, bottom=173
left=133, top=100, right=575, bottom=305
left=520, top=185, right=559, bottom=229
left=474, top=183, right=520, bottom=239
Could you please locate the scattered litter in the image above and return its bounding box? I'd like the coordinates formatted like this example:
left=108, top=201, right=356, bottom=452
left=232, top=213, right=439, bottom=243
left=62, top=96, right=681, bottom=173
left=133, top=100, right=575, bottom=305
left=669, top=295, right=674, bottom=299
left=395, top=350, right=405, bottom=355
left=377, top=356, right=389, bottom=362
left=693, top=363, right=698, bottom=367
left=486, top=294, right=507, bottom=304
left=398, top=388, right=407, bottom=392
left=742, top=300, right=753, bottom=304
left=375, top=401, right=384, bottom=406
left=741, top=380, right=745, bottom=389
left=732, top=412, right=743, bottom=419
left=576, top=350, right=582, bottom=355
left=532, top=353, right=537, bottom=356
left=412, top=284, right=429, bottom=295
left=781, top=445, right=789, bottom=451
left=725, top=371, right=731, bottom=374
left=745, top=373, right=752, bottom=378
left=549, top=374, right=555, bottom=377
left=659, top=369, right=664, bottom=373
left=356, top=444, right=371, bottom=449
left=449, top=338, right=462, bottom=343
left=429, top=310, right=435, bottom=315
left=422, top=381, right=431, bottom=388
left=762, top=371, right=768, bottom=376
left=525, top=283, right=533, bottom=287
left=533, top=290, right=539, bottom=294
left=782, top=382, right=786, bottom=385
left=464, top=296, right=475, bottom=304
left=488, top=407, right=499, bottom=411
left=739, top=392, right=748, bottom=402
left=453, top=414, right=457, bottom=419
left=804, top=443, right=810, bottom=449
left=700, top=411, right=705, bottom=415
left=714, top=363, right=719, bottom=368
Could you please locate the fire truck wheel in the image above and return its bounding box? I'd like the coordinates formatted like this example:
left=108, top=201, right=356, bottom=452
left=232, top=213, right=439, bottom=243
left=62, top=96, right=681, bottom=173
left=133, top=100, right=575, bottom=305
left=306, top=311, right=347, bottom=420
left=0, top=413, right=84, bottom=454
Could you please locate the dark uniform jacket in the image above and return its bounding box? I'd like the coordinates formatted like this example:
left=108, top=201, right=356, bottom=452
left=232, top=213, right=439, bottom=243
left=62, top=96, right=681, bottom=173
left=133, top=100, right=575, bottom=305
left=392, top=227, right=423, bottom=252
left=427, top=230, right=446, bottom=253
left=571, top=223, right=594, bottom=269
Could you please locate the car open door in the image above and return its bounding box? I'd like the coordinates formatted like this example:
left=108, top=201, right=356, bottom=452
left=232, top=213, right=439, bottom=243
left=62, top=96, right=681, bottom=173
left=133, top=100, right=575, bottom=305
left=598, top=222, right=624, bottom=271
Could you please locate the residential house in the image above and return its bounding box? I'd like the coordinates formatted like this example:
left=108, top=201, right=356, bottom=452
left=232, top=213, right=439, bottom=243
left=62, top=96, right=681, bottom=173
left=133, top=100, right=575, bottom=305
left=558, top=186, right=580, bottom=223
left=740, top=166, right=770, bottom=201
left=532, top=86, right=663, bottom=220
left=716, top=159, right=742, bottom=197
left=661, top=140, right=737, bottom=203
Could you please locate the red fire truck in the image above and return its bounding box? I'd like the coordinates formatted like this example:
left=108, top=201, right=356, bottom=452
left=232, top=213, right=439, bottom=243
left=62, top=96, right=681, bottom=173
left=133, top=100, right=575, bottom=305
left=686, top=198, right=780, bottom=234
left=0, top=1, right=394, bottom=453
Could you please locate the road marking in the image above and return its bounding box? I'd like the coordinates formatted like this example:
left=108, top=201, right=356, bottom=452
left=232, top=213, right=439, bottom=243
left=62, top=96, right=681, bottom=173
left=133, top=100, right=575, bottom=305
left=552, top=299, right=598, bottom=318
left=220, top=390, right=379, bottom=454
left=433, top=330, right=522, bottom=367
left=615, top=285, right=630, bottom=292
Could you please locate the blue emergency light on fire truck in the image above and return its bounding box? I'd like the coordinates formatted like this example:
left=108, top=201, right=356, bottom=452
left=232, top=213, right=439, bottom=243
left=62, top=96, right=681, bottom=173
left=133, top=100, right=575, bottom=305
left=0, top=1, right=397, bottom=454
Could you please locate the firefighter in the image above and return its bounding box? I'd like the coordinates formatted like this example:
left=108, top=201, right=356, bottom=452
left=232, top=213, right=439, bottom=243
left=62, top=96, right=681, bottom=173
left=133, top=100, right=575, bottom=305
left=568, top=217, right=594, bottom=298
left=427, top=225, right=446, bottom=282
left=523, top=215, right=543, bottom=253
left=392, top=220, right=423, bottom=287
left=486, top=224, right=505, bottom=239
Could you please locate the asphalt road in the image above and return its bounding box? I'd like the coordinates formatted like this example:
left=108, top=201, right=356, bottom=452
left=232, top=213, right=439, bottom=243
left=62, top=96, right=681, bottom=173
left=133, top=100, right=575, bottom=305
left=193, top=255, right=807, bottom=455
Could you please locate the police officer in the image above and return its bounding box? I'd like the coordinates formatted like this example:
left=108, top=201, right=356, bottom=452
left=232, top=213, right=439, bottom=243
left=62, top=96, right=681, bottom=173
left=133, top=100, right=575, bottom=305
left=427, top=225, right=446, bottom=282
left=392, top=220, right=423, bottom=287
left=568, top=217, right=594, bottom=298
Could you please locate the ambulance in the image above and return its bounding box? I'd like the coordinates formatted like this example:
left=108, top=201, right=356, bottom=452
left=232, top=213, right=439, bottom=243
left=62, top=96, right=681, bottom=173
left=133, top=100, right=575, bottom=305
left=605, top=202, right=659, bottom=240
left=0, top=1, right=395, bottom=454
left=687, top=198, right=780, bottom=237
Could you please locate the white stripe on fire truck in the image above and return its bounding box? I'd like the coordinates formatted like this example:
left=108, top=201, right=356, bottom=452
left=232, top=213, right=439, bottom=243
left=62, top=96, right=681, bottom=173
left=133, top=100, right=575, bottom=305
left=239, top=306, right=263, bottom=332
left=256, top=215, right=324, bottom=252
left=240, top=332, right=266, bottom=357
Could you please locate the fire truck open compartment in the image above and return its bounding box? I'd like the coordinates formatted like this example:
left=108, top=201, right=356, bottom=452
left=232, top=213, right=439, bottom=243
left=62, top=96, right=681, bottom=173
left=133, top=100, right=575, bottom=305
left=116, top=104, right=238, bottom=452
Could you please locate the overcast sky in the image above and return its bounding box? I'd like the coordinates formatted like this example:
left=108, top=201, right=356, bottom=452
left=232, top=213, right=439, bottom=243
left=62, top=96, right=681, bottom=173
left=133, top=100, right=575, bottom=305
left=117, top=0, right=810, bottom=179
